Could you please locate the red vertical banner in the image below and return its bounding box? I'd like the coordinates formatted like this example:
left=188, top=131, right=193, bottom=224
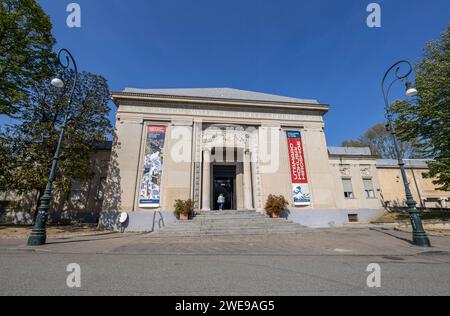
left=286, top=131, right=311, bottom=206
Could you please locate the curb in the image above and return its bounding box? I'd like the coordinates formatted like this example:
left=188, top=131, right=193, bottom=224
left=0, top=247, right=37, bottom=253
left=394, top=227, right=450, bottom=237
left=0, top=231, right=118, bottom=240
left=416, top=249, right=450, bottom=256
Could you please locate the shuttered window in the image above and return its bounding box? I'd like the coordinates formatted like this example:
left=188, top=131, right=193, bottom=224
left=342, top=178, right=354, bottom=199
left=363, top=178, right=375, bottom=198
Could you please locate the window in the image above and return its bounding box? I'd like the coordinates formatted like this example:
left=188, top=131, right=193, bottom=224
left=342, top=178, right=354, bottom=199
left=97, top=177, right=107, bottom=200
left=363, top=178, right=376, bottom=198
left=348, top=214, right=359, bottom=223
left=70, top=179, right=82, bottom=201
left=0, top=201, right=12, bottom=212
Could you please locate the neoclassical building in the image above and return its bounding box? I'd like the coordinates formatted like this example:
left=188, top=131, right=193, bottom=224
left=96, top=88, right=447, bottom=230
left=1, top=88, right=448, bottom=228
left=105, top=88, right=334, bottom=211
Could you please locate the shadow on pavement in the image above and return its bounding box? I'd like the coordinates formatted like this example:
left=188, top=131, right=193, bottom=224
left=44, top=232, right=145, bottom=245
left=369, top=227, right=414, bottom=245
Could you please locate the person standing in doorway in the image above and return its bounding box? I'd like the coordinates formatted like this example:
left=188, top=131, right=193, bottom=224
left=217, top=194, right=226, bottom=211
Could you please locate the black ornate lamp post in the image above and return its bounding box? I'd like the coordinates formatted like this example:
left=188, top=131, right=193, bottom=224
left=27, top=49, right=78, bottom=246
left=382, top=60, right=431, bottom=247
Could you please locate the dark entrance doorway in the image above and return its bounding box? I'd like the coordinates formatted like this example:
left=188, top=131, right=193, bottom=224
left=213, top=165, right=236, bottom=210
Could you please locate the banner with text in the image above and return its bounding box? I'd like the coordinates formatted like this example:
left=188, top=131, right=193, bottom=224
left=139, top=125, right=166, bottom=208
left=286, top=131, right=311, bottom=206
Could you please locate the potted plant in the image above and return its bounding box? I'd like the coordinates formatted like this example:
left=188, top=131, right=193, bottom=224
left=174, top=199, right=194, bottom=221
left=265, top=195, right=289, bottom=218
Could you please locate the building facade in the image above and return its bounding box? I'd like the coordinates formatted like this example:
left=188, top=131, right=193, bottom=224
left=105, top=88, right=334, bottom=212
left=1, top=88, right=448, bottom=229
left=97, top=88, right=448, bottom=231
left=377, top=159, right=449, bottom=210
left=0, top=143, right=111, bottom=225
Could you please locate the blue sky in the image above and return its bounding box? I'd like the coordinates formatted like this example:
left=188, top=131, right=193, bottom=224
left=22, top=1, right=450, bottom=144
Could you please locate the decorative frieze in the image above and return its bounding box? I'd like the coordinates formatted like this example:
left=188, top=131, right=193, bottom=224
left=339, top=165, right=351, bottom=177
left=360, top=165, right=372, bottom=177
left=118, top=103, right=324, bottom=125
left=202, top=124, right=251, bottom=150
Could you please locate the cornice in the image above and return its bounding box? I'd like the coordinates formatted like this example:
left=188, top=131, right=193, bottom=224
left=110, top=91, right=329, bottom=115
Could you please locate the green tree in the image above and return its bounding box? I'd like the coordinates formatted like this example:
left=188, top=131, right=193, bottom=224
left=0, top=132, right=14, bottom=191
left=341, top=123, right=421, bottom=159
left=0, top=68, right=113, bottom=204
left=0, top=0, right=55, bottom=117
left=394, top=24, right=450, bottom=191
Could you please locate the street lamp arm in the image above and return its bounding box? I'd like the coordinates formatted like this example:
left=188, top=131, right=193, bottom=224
left=381, top=60, right=413, bottom=115
left=384, top=78, right=401, bottom=121
left=57, top=48, right=78, bottom=118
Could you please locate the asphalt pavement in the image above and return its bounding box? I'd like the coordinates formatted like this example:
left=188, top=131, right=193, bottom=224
left=1, top=227, right=449, bottom=296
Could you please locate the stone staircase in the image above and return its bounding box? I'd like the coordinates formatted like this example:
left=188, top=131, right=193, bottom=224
left=153, top=210, right=306, bottom=237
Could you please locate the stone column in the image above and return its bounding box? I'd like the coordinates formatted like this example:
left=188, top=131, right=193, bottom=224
left=202, top=149, right=211, bottom=211
left=243, top=149, right=254, bottom=210
left=250, top=150, right=260, bottom=210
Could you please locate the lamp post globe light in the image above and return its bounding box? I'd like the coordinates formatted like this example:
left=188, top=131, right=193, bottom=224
left=27, top=48, right=78, bottom=246
left=381, top=60, right=431, bottom=247
left=50, top=77, right=65, bottom=89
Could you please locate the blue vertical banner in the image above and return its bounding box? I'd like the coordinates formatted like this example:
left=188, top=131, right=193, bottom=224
left=139, top=125, right=166, bottom=208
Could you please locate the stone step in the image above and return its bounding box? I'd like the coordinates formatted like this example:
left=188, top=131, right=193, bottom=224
left=197, top=210, right=258, bottom=213
left=189, top=221, right=291, bottom=225
left=154, top=229, right=305, bottom=237
left=168, top=219, right=299, bottom=226
left=193, top=215, right=271, bottom=220
left=159, top=223, right=304, bottom=232
left=178, top=215, right=274, bottom=220
left=195, top=211, right=265, bottom=216
left=195, top=213, right=268, bottom=218
left=195, top=212, right=267, bottom=216
left=166, top=221, right=297, bottom=227
left=157, top=226, right=304, bottom=233
left=152, top=209, right=305, bottom=238
left=161, top=225, right=302, bottom=232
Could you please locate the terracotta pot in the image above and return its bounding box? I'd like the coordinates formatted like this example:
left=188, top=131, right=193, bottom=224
left=179, top=213, right=189, bottom=221
left=271, top=213, right=280, bottom=219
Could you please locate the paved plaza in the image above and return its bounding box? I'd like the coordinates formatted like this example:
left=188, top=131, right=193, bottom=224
left=1, top=226, right=450, bottom=296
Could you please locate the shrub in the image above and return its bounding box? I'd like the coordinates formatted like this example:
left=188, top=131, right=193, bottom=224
left=173, top=199, right=194, bottom=218
left=265, top=195, right=289, bottom=217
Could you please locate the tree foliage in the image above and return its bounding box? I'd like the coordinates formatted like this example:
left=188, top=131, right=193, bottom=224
left=0, top=68, right=113, bottom=195
left=0, top=0, right=113, bottom=206
left=0, top=0, right=55, bottom=117
left=341, top=123, right=422, bottom=159
left=393, top=24, right=450, bottom=191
